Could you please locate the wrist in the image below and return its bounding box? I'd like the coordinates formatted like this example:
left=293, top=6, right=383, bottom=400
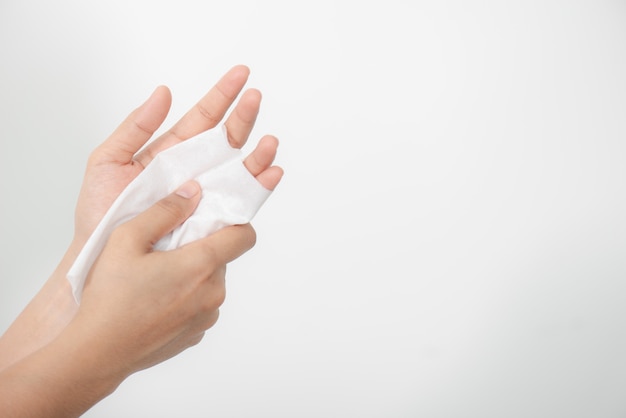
left=0, top=320, right=127, bottom=417
left=56, top=315, right=130, bottom=393
left=0, top=241, right=81, bottom=371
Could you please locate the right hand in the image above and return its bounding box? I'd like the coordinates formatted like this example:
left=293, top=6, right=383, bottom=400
left=69, top=180, right=256, bottom=377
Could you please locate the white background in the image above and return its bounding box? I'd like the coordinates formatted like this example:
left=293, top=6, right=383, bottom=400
left=1, top=1, right=626, bottom=417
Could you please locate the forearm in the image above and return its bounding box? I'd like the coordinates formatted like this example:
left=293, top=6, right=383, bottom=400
left=0, top=318, right=126, bottom=417
left=0, top=240, right=81, bottom=371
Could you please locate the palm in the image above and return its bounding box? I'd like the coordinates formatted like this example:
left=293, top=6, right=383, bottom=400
left=74, top=162, right=144, bottom=244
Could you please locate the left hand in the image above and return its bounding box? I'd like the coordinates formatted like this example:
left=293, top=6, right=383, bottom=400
left=74, top=65, right=272, bottom=246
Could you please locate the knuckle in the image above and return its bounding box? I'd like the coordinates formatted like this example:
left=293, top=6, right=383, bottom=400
left=183, top=244, right=218, bottom=281
left=131, top=119, right=153, bottom=136
left=201, top=283, right=226, bottom=312
left=232, top=223, right=257, bottom=250
left=195, top=103, right=220, bottom=125
left=250, top=227, right=257, bottom=247
left=188, top=332, right=205, bottom=347
left=109, top=223, right=136, bottom=247
left=86, top=150, right=101, bottom=167
left=199, top=241, right=219, bottom=270
left=201, top=310, right=220, bottom=330
left=156, top=196, right=187, bottom=220
left=244, top=224, right=257, bottom=249
left=187, top=258, right=208, bottom=281
left=212, top=283, right=227, bottom=308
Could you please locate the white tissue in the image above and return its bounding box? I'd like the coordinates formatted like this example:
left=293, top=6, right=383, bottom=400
left=67, top=127, right=272, bottom=303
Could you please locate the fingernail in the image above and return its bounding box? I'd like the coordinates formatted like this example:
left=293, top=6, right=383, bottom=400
left=175, top=181, right=200, bottom=199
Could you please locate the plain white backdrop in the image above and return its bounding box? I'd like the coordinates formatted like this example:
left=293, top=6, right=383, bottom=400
left=1, top=1, right=626, bottom=416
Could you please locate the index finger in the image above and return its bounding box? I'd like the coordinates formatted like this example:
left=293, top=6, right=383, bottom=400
left=182, top=223, right=257, bottom=271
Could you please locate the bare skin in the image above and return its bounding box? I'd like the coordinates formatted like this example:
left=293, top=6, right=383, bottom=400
left=0, top=65, right=282, bottom=417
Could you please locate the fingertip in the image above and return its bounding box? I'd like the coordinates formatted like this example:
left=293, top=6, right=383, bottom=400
left=231, top=64, right=250, bottom=76
left=243, top=135, right=278, bottom=176
left=224, top=89, right=263, bottom=148
left=262, top=134, right=278, bottom=148
left=145, top=85, right=171, bottom=107
left=193, top=223, right=257, bottom=266
left=227, top=65, right=251, bottom=83
left=239, top=223, right=257, bottom=251
left=257, top=166, right=284, bottom=191
left=136, top=85, right=172, bottom=129
left=255, top=135, right=279, bottom=158
left=153, top=84, right=171, bottom=95
left=175, top=180, right=201, bottom=199
left=239, top=88, right=262, bottom=111
left=245, top=88, right=262, bottom=102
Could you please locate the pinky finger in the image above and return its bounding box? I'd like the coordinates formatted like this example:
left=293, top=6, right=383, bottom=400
left=256, top=166, right=284, bottom=191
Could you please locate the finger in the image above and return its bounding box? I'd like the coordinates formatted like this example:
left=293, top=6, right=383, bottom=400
left=256, top=166, right=284, bottom=191
left=243, top=135, right=279, bottom=177
left=171, top=65, right=250, bottom=137
left=134, top=65, right=250, bottom=167
left=183, top=223, right=257, bottom=270
left=243, top=135, right=284, bottom=190
left=120, top=180, right=202, bottom=250
left=98, top=86, right=172, bottom=164
left=224, top=88, right=261, bottom=148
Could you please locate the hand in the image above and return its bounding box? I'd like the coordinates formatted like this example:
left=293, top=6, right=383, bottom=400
left=72, top=180, right=256, bottom=376
left=0, top=65, right=282, bottom=372
left=74, top=65, right=282, bottom=246
left=0, top=180, right=276, bottom=417
left=0, top=66, right=284, bottom=418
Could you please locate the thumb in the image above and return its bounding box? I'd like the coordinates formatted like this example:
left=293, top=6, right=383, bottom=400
left=123, top=180, right=202, bottom=250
